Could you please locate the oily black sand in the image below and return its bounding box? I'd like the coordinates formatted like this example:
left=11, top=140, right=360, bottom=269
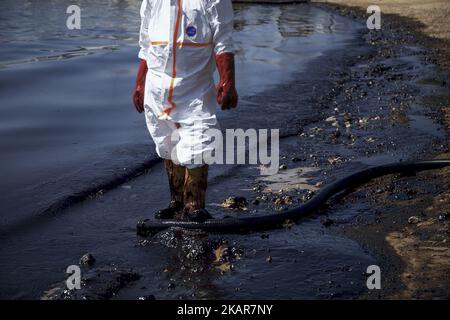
left=307, top=3, right=450, bottom=299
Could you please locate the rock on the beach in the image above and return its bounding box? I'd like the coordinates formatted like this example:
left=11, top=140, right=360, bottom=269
left=408, top=216, right=420, bottom=224
left=328, top=156, right=343, bottom=165
left=222, top=196, right=248, bottom=210
left=80, top=253, right=96, bottom=267
left=273, top=195, right=293, bottom=206
left=325, top=116, right=337, bottom=123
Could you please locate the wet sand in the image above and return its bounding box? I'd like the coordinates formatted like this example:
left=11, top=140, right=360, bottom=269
left=339, top=157, right=450, bottom=299
left=310, top=1, right=450, bottom=298
left=314, top=0, right=450, bottom=40
left=313, top=0, right=450, bottom=68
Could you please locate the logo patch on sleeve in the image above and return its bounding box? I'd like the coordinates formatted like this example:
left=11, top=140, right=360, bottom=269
left=186, top=26, right=197, bottom=37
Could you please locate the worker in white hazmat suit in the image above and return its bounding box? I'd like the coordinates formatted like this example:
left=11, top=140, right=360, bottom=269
left=132, top=0, right=238, bottom=222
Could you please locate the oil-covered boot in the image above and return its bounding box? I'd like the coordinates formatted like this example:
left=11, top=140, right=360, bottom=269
left=182, top=165, right=212, bottom=222
left=155, top=160, right=185, bottom=219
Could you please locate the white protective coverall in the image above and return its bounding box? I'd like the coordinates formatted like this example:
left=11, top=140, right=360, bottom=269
left=138, top=0, right=234, bottom=166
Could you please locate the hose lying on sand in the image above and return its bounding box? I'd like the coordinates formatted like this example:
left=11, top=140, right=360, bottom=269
left=137, top=160, right=450, bottom=236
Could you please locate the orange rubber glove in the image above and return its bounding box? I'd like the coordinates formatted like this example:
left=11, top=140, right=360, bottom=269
left=132, top=59, right=148, bottom=113
left=215, top=52, right=238, bottom=110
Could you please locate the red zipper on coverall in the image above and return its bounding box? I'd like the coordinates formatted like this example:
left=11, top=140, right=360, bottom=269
left=164, top=0, right=183, bottom=116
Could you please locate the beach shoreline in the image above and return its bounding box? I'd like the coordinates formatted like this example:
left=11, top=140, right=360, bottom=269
left=307, top=1, right=450, bottom=298
left=313, top=0, right=450, bottom=69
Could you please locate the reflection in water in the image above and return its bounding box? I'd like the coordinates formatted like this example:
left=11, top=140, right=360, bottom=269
left=153, top=229, right=225, bottom=299
left=1, top=1, right=342, bottom=66
left=0, top=0, right=141, bottom=64
left=0, top=0, right=140, bottom=43
left=278, top=5, right=337, bottom=36
left=232, top=3, right=354, bottom=96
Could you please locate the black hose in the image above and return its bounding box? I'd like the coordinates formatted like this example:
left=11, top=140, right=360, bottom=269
left=137, top=160, right=450, bottom=236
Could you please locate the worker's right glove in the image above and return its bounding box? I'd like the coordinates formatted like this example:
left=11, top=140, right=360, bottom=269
left=132, top=59, right=148, bottom=113
left=215, top=52, right=238, bottom=110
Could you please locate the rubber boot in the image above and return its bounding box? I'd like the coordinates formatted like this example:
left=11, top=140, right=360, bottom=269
left=155, top=160, right=185, bottom=219
left=182, top=165, right=212, bottom=222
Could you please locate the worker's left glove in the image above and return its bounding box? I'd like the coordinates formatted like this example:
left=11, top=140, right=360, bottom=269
left=215, top=52, right=238, bottom=110
left=132, top=59, right=148, bottom=113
